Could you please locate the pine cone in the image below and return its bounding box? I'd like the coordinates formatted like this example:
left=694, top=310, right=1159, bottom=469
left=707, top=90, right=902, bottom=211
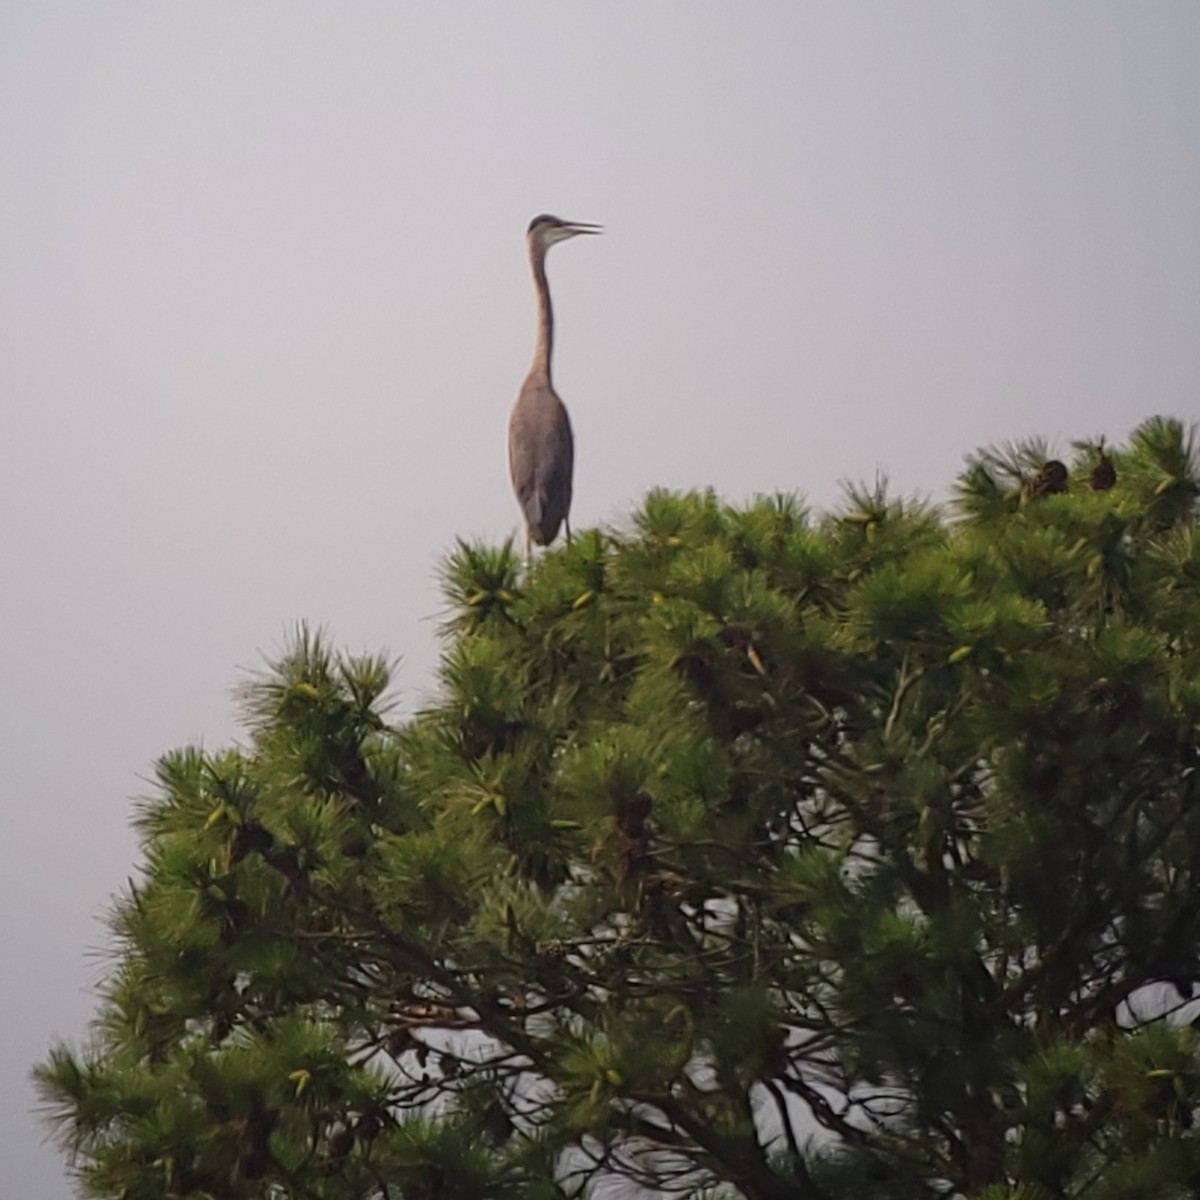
left=717, top=622, right=753, bottom=651
left=729, top=704, right=765, bottom=736
left=460, top=717, right=524, bottom=760
left=1090, top=455, right=1117, bottom=491
left=326, top=1126, right=356, bottom=1164
left=1024, top=460, right=1068, bottom=500
left=1086, top=677, right=1141, bottom=726
left=229, top=821, right=273, bottom=865
left=676, top=641, right=716, bottom=696
left=616, top=793, right=652, bottom=838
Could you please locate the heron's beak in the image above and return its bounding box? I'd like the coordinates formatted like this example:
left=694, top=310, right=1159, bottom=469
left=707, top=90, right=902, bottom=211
left=565, top=221, right=603, bottom=236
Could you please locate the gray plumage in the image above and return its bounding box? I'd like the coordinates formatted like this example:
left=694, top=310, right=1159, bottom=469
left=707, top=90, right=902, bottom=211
left=509, top=213, right=601, bottom=557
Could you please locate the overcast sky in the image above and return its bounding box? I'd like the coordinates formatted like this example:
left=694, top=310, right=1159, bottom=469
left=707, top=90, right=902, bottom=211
left=3, top=4, right=1199, bottom=1194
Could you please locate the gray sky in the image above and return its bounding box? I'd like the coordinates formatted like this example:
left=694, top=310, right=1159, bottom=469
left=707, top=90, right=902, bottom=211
left=3, top=4, right=1199, bottom=1193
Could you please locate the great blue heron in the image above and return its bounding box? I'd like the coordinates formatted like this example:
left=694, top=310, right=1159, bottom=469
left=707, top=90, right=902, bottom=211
left=509, top=213, right=601, bottom=560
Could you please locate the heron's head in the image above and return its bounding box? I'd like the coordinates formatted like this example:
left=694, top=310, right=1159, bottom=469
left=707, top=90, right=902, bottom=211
left=527, top=213, right=603, bottom=254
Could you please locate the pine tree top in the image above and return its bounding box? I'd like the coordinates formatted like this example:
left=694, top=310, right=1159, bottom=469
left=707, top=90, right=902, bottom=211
left=35, top=418, right=1200, bottom=1200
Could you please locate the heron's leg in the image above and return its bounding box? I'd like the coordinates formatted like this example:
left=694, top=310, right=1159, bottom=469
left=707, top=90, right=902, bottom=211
left=565, top=518, right=573, bottom=546
left=525, top=530, right=532, bottom=569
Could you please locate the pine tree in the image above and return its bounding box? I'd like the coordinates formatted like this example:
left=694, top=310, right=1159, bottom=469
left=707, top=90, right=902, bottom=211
left=36, top=418, right=1200, bottom=1200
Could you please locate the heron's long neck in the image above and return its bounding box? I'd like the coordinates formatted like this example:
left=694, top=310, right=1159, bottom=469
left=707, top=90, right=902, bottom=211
left=530, top=247, right=554, bottom=382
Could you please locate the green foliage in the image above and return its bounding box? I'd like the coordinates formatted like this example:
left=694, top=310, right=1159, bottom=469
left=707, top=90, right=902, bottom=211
left=34, top=418, right=1200, bottom=1199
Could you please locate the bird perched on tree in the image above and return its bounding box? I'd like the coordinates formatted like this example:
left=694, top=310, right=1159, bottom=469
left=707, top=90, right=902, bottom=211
left=509, top=214, right=601, bottom=560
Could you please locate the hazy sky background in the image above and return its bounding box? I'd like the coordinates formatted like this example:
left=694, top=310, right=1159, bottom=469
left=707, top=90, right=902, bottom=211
left=2, top=4, right=1199, bottom=1193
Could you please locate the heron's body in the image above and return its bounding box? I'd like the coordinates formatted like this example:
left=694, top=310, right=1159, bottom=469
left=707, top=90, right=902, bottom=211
left=508, top=214, right=600, bottom=556
left=509, top=376, right=573, bottom=546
